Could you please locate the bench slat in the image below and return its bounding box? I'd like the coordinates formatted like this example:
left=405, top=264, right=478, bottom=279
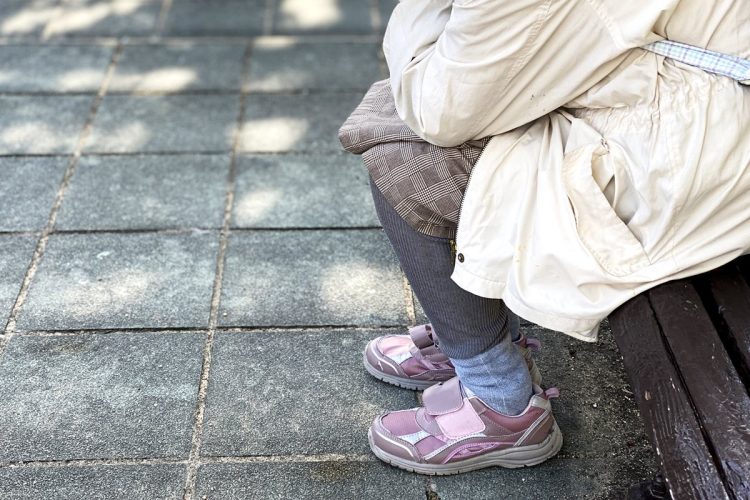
left=649, top=281, right=750, bottom=498
left=705, top=263, right=750, bottom=382
left=610, top=294, right=730, bottom=500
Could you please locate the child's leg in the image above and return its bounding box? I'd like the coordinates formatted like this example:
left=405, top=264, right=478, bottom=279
left=370, top=180, right=532, bottom=415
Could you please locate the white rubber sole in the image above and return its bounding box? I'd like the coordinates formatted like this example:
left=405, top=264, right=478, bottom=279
left=363, top=350, right=437, bottom=391
left=368, top=423, right=563, bottom=476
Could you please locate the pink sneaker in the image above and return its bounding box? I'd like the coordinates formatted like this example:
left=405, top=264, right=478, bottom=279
left=368, top=377, right=563, bottom=475
left=363, top=324, right=543, bottom=390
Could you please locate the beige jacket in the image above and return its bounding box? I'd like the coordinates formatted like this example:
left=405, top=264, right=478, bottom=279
left=384, top=0, right=750, bottom=341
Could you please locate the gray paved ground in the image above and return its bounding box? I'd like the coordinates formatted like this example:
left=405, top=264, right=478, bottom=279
left=0, top=1, right=655, bottom=498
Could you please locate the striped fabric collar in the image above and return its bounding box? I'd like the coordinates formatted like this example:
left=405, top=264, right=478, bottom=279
left=643, top=40, right=750, bottom=84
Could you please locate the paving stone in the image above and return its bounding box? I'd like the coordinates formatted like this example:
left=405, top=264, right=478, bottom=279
left=526, top=323, right=654, bottom=460
left=218, top=230, right=407, bottom=326
left=57, top=154, right=229, bottom=230
left=0, top=45, right=113, bottom=93
left=0, top=0, right=60, bottom=36
left=247, top=40, right=381, bottom=92
left=433, top=457, right=654, bottom=500
left=0, top=464, right=185, bottom=499
left=85, top=95, right=237, bottom=153
left=45, top=0, right=160, bottom=37
left=195, top=461, right=423, bottom=500
left=110, top=43, right=246, bottom=93
left=0, top=236, right=37, bottom=326
left=239, top=92, right=363, bottom=153
left=272, top=0, right=373, bottom=35
left=201, top=329, right=417, bottom=455
left=164, top=0, right=266, bottom=36
left=0, top=157, right=66, bottom=231
left=0, top=96, right=91, bottom=154
left=0, top=332, right=203, bottom=461
left=231, top=154, right=378, bottom=228
left=16, top=232, right=219, bottom=330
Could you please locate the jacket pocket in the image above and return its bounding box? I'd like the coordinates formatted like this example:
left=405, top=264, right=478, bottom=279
left=562, top=137, right=651, bottom=277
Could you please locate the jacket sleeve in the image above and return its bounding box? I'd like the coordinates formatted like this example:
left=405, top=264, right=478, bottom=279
left=383, top=0, right=653, bottom=146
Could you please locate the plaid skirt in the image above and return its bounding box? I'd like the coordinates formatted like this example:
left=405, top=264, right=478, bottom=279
left=338, top=80, right=489, bottom=239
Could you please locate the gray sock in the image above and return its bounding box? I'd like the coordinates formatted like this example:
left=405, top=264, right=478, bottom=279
left=451, top=333, right=533, bottom=416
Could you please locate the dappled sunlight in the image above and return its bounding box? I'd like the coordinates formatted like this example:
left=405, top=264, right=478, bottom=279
left=255, top=37, right=298, bottom=51
left=249, top=67, right=314, bottom=91
left=57, top=68, right=107, bottom=91
left=40, top=267, right=156, bottom=320
left=1, top=121, right=75, bottom=154
left=112, top=67, right=198, bottom=92
left=319, top=262, right=386, bottom=310
left=241, top=117, right=309, bottom=152
left=234, top=189, right=282, bottom=226
left=43, top=0, right=140, bottom=36
left=1, top=4, right=59, bottom=35
left=86, top=121, right=149, bottom=152
left=279, top=0, right=343, bottom=30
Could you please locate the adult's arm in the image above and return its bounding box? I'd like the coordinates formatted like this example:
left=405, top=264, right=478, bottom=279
left=384, top=0, right=668, bottom=146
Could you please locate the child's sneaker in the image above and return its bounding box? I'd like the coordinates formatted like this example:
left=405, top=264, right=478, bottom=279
left=368, top=377, right=562, bottom=475
left=363, top=324, right=542, bottom=390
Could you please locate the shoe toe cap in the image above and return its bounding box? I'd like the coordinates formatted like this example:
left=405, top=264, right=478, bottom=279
left=369, top=412, right=422, bottom=462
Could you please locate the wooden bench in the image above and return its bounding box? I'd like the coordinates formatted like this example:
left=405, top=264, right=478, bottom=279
left=609, top=256, right=750, bottom=499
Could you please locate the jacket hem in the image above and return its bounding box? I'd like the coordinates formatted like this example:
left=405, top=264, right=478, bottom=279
left=451, top=266, right=601, bottom=342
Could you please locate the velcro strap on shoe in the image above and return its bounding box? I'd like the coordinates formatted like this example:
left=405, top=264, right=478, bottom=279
left=423, top=378, right=485, bottom=439
left=410, top=344, right=450, bottom=364
left=408, top=324, right=434, bottom=349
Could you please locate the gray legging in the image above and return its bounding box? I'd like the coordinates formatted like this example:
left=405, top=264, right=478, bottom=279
left=370, top=179, right=533, bottom=414
left=370, top=179, right=512, bottom=359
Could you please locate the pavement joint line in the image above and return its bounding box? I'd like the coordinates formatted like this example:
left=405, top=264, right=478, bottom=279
left=0, top=87, right=371, bottom=97
left=426, top=477, right=440, bottom=500
left=0, top=231, right=42, bottom=238
left=0, top=34, right=383, bottom=45
left=73, top=150, right=351, bottom=157
left=121, top=88, right=369, bottom=96
left=0, top=38, right=120, bottom=47
left=49, top=228, right=220, bottom=236
left=229, top=226, right=384, bottom=232
left=206, top=325, right=407, bottom=334
left=0, top=457, right=188, bottom=469
left=74, top=150, right=233, bottom=156
left=78, top=147, right=354, bottom=155
left=11, top=325, right=406, bottom=337
left=0, top=42, right=123, bottom=362
left=263, top=0, right=275, bottom=36
left=0, top=227, right=384, bottom=239
left=181, top=40, right=253, bottom=500
left=156, top=0, right=173, bottom=36
left=16, top=328, right=210, bottom=337
left=199, top=453, right=376, bottom=464
left=61, top=226, right=381, bottom=235
left=0, top=150, right=351, bottom=159
left=0, top=153, right=71, bottom=158
left=0, top=453, right=376, bottom=470
left=11, top=147, right=354, bottom=156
